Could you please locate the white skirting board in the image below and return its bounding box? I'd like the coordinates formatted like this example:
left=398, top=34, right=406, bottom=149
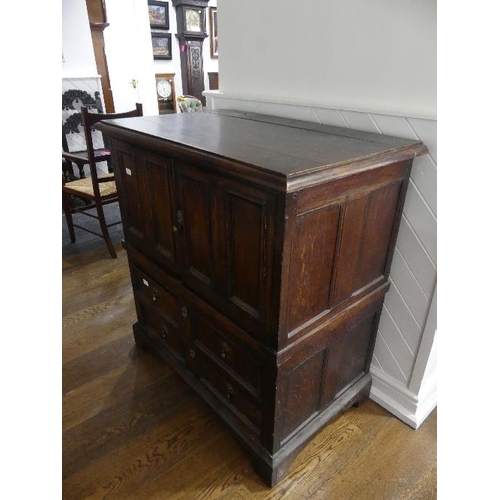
left=370, top=365, right=437, bottom=429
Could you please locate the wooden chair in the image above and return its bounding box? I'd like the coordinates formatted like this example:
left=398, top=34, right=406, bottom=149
left=62, top=103, right=143, bottom=258
left=177, top=95, right=203, bottom=113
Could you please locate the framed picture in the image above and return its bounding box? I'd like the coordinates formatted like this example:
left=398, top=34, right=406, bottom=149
left=151, top=32, right=172, bottom=60
left=209, top=7, right=218, bottom=58
left=148, top=1, right=169, bottom=30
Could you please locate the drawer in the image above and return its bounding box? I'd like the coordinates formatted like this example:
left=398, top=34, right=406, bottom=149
left=197, top=349, right=261, bottom=431
left=130, top=264, right=186, bottom=364
left=193, top=314, right=261, bottom=394
left=131, top=265, right=182, bottom=328
left=140, top=301, right=187, bottom=365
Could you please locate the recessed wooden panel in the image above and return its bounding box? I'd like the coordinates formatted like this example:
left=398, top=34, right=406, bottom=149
left=179, top=173, right=214, bottom=285
left=145, top=152, right=176, bottom=263
left=331, top=197, right=367, bottom=306
left=116, top=147, right=149, bottom=245
left=227, top=192, right=265, bottom=318
left=287, top=204, right=341, bottom=332
left=279, top=349, right=325, bottom=441
left=354, top=182, right=402, bottom=290
left=321, top=314, right=377, bottom=406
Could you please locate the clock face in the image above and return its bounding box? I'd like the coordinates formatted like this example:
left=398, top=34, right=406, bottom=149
left=156, top=79, right=172, bottom=99
left=185, top=8, right=202, bottom=32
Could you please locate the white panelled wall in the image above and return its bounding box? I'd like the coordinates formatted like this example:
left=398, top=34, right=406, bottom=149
left=205, top=93, right=437, bottom=429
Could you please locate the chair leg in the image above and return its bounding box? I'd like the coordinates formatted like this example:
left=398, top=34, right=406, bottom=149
left=95, top=202, right=117, bottom=259
left=62, top=191, right=76, bottom=243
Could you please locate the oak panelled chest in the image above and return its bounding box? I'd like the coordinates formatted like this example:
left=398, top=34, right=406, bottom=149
left=97, top=110, right=427, bottom=486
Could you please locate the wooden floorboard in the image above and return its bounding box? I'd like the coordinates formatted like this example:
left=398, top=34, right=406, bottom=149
left=62, top=246, right=437, bottom=499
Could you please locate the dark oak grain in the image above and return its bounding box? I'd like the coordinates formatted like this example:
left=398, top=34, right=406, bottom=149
left=94, top=110, right=428, bottom=486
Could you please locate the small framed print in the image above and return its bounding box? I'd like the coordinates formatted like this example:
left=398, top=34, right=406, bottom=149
left=209, top=7, right=218, bottom=58
left=148, top=1, right=169, bottom=30
left=185, top=7, right=203, bottom=33
left=151, top=32, right=172, bottom=60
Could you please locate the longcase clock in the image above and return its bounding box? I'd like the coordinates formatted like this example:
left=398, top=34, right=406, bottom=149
left=172, top=0, right=209, bottom=105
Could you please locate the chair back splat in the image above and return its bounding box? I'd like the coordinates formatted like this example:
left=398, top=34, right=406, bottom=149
left=62, top=103, right=143, bottom=258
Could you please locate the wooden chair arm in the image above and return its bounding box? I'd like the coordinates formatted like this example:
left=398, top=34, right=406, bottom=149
left=62, top=151, right=88, bottom=165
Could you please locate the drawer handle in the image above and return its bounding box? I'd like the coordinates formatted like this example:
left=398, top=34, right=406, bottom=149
left=189, top=349, right=196, bottom=359
left=220, top=342, right=229, bottom=359
left=152, top=289, right=158, bottom=301
left=225, top=383, right=234, bottom=400
left=161, top=325, right=169, bottom=338
left=182, top=307, right=188, bottom=318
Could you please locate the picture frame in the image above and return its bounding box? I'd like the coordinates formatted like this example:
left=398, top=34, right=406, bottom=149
left=148, top=1, right=169, bottom=30
left=151, top=32, right=172, bottom=60
left=209, top=7, right=218, bottom=58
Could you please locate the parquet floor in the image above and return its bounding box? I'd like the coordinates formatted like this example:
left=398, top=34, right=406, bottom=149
left=62, top=244, right=437, bottom=500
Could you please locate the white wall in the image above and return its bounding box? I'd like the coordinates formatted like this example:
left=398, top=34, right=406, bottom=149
left=62, top=0, right=98, bottom=78
left=104, top=0, right=158, bottom=115
left=208, top=0, right=437, bottom=428
left=218, top=0, right=436, bottom=119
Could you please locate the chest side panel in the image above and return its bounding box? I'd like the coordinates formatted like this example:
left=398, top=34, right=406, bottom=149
left=282, top=160, right=411, bottom=343
left=286, top=204, right=341, bottom=332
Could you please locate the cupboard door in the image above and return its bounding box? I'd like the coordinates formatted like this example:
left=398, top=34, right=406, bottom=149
left=112, top=140, right=151, bottom=250
left=175, top=160, right=278, bottom=339
left=143, top=151, right=178, bottom=272
left=176, top=161, right=217, bottom=290
left=222, top=183, right=277, bottom=337
left=113, top=142, right=178, bottom=269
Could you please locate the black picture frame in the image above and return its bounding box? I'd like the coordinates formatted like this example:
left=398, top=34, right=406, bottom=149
left=151, top=32, right=172, bottom=60
left=148, top=1, right=169, bottom=30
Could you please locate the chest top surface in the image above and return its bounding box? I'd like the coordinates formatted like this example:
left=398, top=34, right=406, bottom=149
left=98, top=109, right=427, bottom=180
